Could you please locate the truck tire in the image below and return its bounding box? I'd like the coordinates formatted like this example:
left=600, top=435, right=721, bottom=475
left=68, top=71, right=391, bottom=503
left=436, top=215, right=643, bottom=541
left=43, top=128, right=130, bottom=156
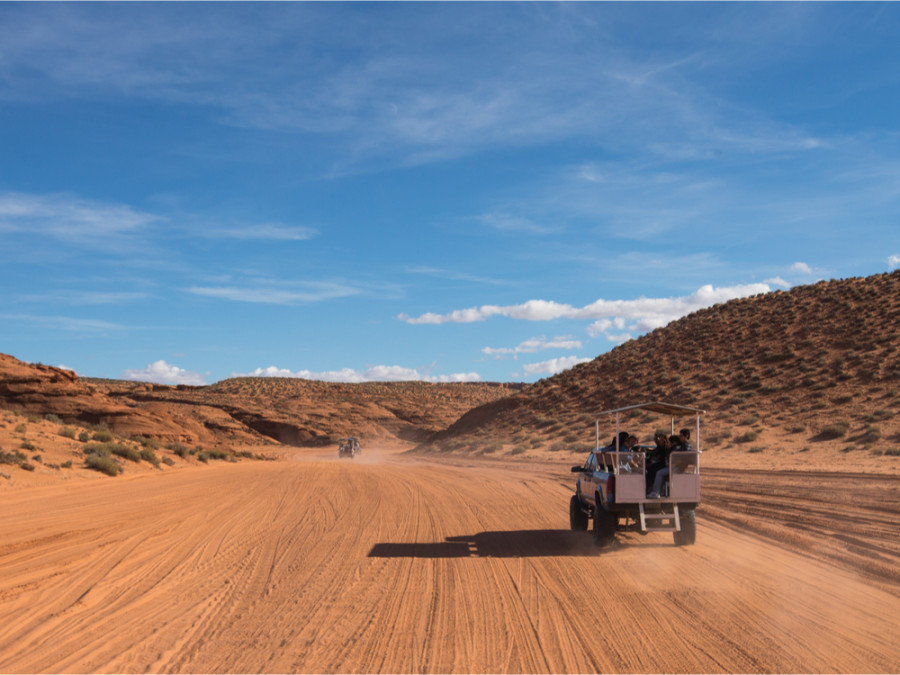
left=570, top=495, right=588, bottom=531
left=593, top=501, right=617, bottom=548
left=673, top=509, right=696, bottom=546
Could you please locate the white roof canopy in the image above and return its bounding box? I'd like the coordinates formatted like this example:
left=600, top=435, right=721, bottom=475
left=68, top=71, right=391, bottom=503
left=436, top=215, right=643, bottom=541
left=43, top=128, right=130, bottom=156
left=595, top=401, right=705, bottom=418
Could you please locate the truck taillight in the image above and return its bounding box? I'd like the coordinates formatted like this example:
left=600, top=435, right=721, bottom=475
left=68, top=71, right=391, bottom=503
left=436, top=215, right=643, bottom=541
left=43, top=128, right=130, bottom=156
left=606, top=475, right=615, bottom=498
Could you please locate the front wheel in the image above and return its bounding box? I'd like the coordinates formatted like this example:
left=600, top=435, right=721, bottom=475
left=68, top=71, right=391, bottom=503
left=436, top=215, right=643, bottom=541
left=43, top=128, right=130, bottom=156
left=570, top=495, right=588, bottom=531
left=673, top=509, right=697, bottom=546
left=593, top=503, right=617, bottom=548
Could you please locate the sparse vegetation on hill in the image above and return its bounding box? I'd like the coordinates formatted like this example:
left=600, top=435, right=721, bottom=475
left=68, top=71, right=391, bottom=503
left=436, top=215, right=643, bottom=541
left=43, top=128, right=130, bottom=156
left=425, top=271, right=900, bottom=459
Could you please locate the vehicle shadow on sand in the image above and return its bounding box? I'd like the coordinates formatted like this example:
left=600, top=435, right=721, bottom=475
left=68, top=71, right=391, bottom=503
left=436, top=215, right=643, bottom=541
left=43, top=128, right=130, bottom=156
left=368, top=529, right=628, bottom=558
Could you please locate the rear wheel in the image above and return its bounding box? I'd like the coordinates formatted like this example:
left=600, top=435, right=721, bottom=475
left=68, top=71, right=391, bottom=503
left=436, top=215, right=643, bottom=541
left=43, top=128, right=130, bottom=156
left=673, top=509, right=697, bottom=546
left=592, top=501, right=617, bottom=548
left=570, top=495, right=588, bottom=530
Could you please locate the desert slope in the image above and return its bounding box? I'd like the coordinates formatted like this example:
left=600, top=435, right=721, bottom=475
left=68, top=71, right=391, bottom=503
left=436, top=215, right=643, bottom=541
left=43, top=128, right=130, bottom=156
left=425, top=271, right=900, bottom=469
left=0, top=352, right=521, bottom=450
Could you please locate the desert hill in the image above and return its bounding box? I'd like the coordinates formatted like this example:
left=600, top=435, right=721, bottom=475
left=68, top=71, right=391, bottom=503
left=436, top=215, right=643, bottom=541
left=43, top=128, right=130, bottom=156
left=426, top=271, right=900, bottom=467
left=0, top=352, right=522, bottom=450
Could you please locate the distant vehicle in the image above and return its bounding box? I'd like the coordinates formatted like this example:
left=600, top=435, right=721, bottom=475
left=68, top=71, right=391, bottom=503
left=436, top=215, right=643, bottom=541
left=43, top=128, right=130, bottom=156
left=338, top=437, right=361, bottom=459
left=569, top=402, right=703, bottom=547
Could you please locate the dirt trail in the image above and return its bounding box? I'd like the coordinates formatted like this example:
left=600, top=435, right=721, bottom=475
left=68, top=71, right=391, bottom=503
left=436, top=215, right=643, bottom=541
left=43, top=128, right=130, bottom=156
left=1, top=446, right=898, bottom=673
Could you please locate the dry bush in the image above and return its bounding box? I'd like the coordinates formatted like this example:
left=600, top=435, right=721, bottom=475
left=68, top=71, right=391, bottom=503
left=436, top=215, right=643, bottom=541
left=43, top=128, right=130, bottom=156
left=85, top=454, right=121, bottom=476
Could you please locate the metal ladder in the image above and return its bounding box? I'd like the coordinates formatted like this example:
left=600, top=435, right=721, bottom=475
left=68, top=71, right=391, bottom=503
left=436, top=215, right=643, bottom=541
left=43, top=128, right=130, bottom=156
left=639, top=503, right=681, bottom=532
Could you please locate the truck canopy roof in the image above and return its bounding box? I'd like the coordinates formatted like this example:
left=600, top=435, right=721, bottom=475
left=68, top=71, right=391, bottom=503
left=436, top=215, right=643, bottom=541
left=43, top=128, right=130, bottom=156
left=595, top=401, right=705, bottom=418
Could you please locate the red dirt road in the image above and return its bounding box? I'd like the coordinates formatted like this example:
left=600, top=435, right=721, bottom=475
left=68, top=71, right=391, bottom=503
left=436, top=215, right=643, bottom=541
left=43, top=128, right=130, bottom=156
left=1, top=447, right=898, bottom=673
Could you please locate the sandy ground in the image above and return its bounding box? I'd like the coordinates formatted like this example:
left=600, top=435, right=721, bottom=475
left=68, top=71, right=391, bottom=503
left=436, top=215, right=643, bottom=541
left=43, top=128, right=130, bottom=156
left=1, top=443, right=898, bottom=674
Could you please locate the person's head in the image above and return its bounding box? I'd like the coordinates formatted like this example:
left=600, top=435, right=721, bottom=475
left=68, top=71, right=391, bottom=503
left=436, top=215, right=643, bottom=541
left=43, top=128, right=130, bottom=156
left=679, top=428, right=691, bottom=440
left=654, top=432, right=668, bottom=448
left=624, top=435, right=638, bottom=449
left=669, top=434, right=682, bottom=448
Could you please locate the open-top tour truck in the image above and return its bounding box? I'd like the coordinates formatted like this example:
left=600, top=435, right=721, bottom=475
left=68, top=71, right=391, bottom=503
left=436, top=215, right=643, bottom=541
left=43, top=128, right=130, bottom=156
left=338, top=437, right=361, bottom=459
left=570, top=402, right=703, bottom=547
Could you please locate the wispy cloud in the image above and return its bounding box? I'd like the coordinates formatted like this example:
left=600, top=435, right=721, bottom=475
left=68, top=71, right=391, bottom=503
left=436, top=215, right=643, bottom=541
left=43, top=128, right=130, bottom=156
left=0, top=192, right=157, bottom=252
left=889, top=254, right=900, bottom=270
left=123, top=360, right=206, bottom=385
left=236, top=364, right=481, bottom=383
left=206, top=224, right=318, bottom=241
left=19, top=291, right=150, bottom=305
left=0, top=313, right=125, bottom=333
left=0, top=4, right=835, bottom=172
left=483, top=335, right=581, bottom=357
left=406, top=266, right=517, bottom=287
left=188, top=281, right=361, bottom=305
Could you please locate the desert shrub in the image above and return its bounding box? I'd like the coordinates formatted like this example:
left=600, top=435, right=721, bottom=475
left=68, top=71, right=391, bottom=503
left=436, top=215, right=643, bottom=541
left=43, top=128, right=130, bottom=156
left=866, top=409, right=895, bottom=422
left=134, top=436, right=160, bottom=450
left=161, top=456, right=176, bottom=466
left=14, top=423, right=26, bottom=434
left=819, top=422, right=850, bottom=440
left=44, top=413, right=63, bottom=425
left=748, top=446, right=764, bottom=453
left=46, top=463, right=60, bottom=470
left=20, top=440, right=36, bottom=451
left=884, top=449, right=900, bottom=457
left=788, top=425, right=806, bottom=434
left=83, top=442, right=112, bottom=457
left=139, top=448, right=160, bottom=466
left=61, top=460, right=73, bottom=469
left=166, top=442, right=190, bottom=458
left=563, top=433, right=580, bottom=443
left=31, top=454, right=42, bottom=463
left=92, top=430, right=115, bottom=443
left=0, top=450, right=27, bottom=464
left=19, top=462, right=35, bottom=472
left=238, top=450, right=254, bottom=458
left=59, top=426, right=77, bottom=439
left=734, top=430, right=760, bottom=443
left=798, top=446, right=811, bottom=453
left=860, top=425, right=881, bottom=444
left=111, top=445, right=142, bottom=462
left=85, top=454, right=121, bottom=476
left=197, top=449, right=231, bottom=463
left=549, top=441, right=566, bottom=452
left=78, top=430, right=90, bottom=442
left=510, top=447, right=526, bottom=455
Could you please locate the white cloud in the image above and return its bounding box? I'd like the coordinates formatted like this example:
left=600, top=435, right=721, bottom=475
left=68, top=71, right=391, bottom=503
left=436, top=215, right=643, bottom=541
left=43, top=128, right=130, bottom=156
left=790, top=261, right=813, bottom=275
left=483, top=335, right=582, bottom=356
left=403, top=283, right=771, bottom=340
left=123, top=360, right=207, bottom=385
left=236, top=365, right=481, bottom=383
left=889, top=254, right=900, bottom=269
left=765, top=277, right=791, bottom=289
left=522, top=356, right=592, bottom=376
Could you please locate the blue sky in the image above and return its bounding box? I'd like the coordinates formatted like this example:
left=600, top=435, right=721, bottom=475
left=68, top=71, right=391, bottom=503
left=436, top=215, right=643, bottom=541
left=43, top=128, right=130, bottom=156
left=1, top=2, right=898, bottom=385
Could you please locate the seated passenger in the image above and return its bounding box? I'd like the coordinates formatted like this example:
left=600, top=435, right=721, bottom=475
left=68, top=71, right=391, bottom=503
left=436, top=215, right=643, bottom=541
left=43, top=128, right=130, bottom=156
left=648, top=435, right=682, bottom=498
left=679, top=428, right=693, bottom=451
left=645, top=432, right=668, bottom=491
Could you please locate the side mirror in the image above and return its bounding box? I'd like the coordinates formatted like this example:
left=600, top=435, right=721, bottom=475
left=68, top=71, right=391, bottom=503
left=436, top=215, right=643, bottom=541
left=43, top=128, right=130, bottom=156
left=571, top=466, right=583, bottom=473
